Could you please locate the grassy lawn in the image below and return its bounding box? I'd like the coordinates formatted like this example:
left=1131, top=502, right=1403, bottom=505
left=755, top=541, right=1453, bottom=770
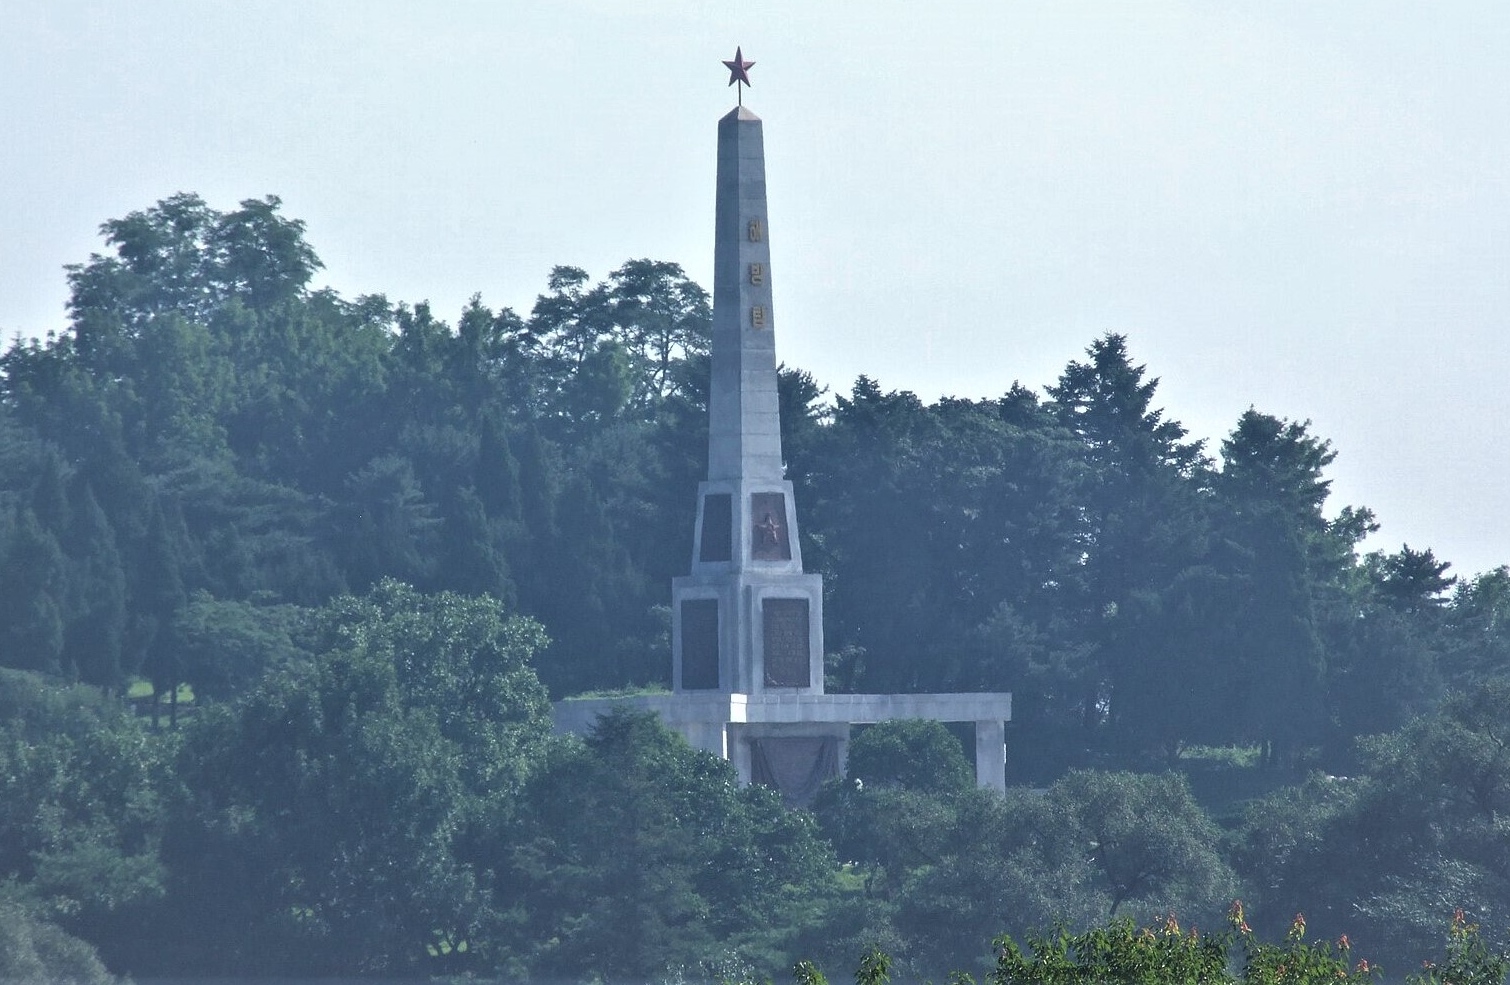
left=1178, top=743, right=1264, bottom=768
left=126, top=679, right=196, bottom=704
left=1178, top=744, right=1298, bottom=820
left=563, top=684, right=671, bottom=700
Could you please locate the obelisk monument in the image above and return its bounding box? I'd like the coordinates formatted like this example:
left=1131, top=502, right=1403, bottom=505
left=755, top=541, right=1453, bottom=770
left=554, top=52, right=1010, bottom=802
left=671, top=47, right=826, bottom=696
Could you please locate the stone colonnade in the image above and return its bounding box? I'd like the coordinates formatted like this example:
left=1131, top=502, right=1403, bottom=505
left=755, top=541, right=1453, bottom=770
left=553, top=692, right=1012, bottom=792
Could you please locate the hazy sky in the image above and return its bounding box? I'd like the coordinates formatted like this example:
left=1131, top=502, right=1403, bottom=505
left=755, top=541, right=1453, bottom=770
left=4, top=2, right=1509, bottom=578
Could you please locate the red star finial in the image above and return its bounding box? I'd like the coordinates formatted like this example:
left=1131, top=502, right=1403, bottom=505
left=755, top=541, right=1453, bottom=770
left=723, top=46, right=754, bottom=104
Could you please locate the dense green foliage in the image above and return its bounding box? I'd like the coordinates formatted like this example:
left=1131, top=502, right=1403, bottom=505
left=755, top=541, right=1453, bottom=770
left=4, top=194, right=1510, bottom=981
left=0, top=900, right=117, bottom=985
left=150, top=581, right=551, bottom=976
left=796, top=910, right=1508, bottom=985
left=497, top=709, right=841, bottom=980
left=801, top=909, right=1507, bottom=985
left=845, top=719, right=975, bottom=794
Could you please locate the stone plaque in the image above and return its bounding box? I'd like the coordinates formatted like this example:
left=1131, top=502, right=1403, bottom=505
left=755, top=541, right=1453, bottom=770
left=762, top=597, right=810, bottom=688
left=698, top=493, right=732, bottom=562
left=750, top=492, right=791, bottom=561
left=680, top=599, right=720, bottom=690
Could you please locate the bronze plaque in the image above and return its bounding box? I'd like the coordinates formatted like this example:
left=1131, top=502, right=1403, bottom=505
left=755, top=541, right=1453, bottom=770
left=680, top=599, right=720, bottom=690
left=699, top=493, right=732, bottom=562
left=750, top=492, right=791, bottom=561
left=762, top=597, right=810, bottom=688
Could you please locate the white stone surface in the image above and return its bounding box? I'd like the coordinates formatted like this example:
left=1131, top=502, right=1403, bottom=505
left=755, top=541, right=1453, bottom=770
left=672, top=103, right=826, bottom=697
left=552, top=691, right=1012, bottom=792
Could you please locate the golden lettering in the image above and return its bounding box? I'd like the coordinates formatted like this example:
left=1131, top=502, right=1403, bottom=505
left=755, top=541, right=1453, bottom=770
left=751, top=305, right=766, bottom=329
left=748, top=218, right=764, bottom=242
left=749, top=262, right=765, bottom=285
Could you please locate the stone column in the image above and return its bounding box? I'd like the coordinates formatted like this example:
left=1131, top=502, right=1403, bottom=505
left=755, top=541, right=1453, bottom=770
left=728, top=727, right=753, bottom=785
left=974, top=719, right=1006, bottom=792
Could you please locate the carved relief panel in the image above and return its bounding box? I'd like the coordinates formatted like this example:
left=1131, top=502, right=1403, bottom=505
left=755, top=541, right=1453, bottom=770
left=680, top=598, right=720, bottom=690
left=762, top=597, right=810, bottom=688
left=750, top=492, right=791, bottom=561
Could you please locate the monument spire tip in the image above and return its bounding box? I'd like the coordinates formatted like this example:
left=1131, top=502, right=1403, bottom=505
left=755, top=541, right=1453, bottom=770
left=722, top=46, right=754, bottom=106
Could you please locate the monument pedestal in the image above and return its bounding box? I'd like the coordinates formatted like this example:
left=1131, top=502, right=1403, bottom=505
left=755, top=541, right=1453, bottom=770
left=554, top=691, right=1012, bottom=801
left=673, top=570, right=825, bottom=694
left=674, top=475, right=825, bottom=694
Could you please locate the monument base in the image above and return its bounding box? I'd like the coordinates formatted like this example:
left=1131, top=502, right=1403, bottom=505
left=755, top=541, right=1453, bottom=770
left=553, top=691, right=1013, bottom=796
left=672, top=571, right=825, bottom=694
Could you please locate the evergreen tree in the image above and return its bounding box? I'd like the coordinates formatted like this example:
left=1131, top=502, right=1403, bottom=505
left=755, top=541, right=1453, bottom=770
left=437, top=486, right=516, bottom=605
left=1443, top=567, right=1510, bottom=685
left=63, top=485, right=128, bottom=689
left=339, top=454, right=439, bottom=591
left=1213, top=411, right=1337, bottom=765
left=0, top=507, right=68, bottom=676
left=1046, top=334, right=1211, bottom=751
left=134, top=497, right=188, bottom=725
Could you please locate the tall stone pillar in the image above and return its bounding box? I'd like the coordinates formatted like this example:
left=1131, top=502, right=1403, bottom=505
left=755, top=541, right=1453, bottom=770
left=974, top=719, right=1007, bottom=793
left=671, top=105, right=825, bottom=697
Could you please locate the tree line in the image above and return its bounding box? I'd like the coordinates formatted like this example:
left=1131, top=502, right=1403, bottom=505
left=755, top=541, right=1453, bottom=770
left=7, top=654, right=1510, bottom=981
left=3, top=193, right=1510, bottom=981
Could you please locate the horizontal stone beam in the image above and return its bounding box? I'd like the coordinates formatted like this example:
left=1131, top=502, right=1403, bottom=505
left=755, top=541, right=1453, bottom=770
left=553, top=691, right=1011, bottom=732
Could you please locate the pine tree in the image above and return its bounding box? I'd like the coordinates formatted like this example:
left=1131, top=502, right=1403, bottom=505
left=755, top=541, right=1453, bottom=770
left=0, top=507, right=68, bottom=676
left=63, top=485, right=128, bottom=689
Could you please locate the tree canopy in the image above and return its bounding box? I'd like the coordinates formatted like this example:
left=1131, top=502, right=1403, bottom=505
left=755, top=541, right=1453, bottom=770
left=4, top=193, right=1510, bottom=982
